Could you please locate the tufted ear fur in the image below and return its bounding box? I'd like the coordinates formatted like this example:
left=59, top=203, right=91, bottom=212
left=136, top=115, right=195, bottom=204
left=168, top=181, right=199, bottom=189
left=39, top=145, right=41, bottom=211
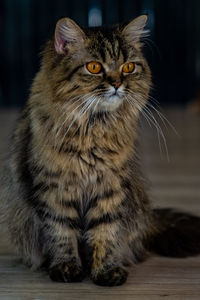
left=54, top=18, right=85, bottom=54
left=122, top=15, right=149, bottom=47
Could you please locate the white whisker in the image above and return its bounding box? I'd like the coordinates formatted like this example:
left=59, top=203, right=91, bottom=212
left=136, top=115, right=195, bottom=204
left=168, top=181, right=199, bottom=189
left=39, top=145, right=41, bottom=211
left=57, top=96, right=96, bottom=150
left=125, top=91, right=170, bottom=160
left=55, top=96, right=90, bottom=138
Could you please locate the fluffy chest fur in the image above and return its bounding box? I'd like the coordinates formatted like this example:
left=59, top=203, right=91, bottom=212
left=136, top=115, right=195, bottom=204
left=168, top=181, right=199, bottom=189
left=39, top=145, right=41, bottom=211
left=25, top=99, right=137, bottom=217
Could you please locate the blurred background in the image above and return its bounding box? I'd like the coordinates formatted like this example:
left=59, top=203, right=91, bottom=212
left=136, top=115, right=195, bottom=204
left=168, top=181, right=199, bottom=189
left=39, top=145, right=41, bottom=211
left=0, top=0, right=200, bottom=108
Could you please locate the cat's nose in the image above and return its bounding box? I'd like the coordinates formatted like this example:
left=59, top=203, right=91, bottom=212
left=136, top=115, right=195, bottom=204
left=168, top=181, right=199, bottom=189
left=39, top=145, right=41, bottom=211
left=111, top=81, right=121, bottom=90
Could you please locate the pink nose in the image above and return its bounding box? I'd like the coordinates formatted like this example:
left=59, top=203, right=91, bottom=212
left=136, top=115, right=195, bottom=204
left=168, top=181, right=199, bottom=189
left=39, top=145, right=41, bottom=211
left=112, top=82, right=121, bottom=89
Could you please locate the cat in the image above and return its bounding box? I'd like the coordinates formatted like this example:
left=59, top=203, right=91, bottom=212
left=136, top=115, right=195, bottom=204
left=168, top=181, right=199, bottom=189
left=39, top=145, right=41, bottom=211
left=0, top=15, right=200, bottom=286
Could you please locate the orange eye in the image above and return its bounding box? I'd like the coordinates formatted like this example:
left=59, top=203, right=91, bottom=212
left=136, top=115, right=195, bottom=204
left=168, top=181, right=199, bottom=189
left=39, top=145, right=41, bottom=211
left=122, top=62, right=135, bottom=73
left=87, top=62, right=102, bottom=74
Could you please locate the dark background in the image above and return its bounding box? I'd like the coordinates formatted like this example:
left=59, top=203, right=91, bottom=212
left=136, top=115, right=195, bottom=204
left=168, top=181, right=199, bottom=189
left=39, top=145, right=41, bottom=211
left=0, top=0, right=200, bottom=107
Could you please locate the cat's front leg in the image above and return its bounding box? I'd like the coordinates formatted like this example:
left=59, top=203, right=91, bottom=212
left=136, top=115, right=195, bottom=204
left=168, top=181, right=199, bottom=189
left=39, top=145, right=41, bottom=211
left=36, top=191, right=84, bottom=282
left=85, top=192, right=129, bottom=286
left=90, top=237, right=128, bottom=286
left=47, top=227, right=84, bottom=283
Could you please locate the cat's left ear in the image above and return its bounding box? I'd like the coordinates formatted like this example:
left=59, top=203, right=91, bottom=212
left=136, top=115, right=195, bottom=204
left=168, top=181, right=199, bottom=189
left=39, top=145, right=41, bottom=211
left=122, top=15, right=148, bottom=47
left=54, top=18, right=85, bottom=54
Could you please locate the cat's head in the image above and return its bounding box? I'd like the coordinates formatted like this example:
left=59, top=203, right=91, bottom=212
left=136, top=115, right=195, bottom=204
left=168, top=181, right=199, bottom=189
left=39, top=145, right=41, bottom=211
left=44, top=16, right=151, bottom=116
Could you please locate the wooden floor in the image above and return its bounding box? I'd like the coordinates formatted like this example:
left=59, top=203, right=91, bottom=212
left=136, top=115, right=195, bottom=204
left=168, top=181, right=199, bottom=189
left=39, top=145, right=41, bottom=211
left=0, top=108, right=200, bottom=300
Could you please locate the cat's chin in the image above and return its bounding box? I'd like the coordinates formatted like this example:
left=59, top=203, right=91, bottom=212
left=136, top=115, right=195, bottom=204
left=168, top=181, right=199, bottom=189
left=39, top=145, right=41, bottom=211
left=99, top=95, right=123, bottom=112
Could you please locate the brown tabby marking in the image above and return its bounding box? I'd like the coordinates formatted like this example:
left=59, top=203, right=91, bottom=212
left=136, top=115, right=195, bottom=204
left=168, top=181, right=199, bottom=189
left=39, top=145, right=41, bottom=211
left=1, top=16, right=200, bottom=287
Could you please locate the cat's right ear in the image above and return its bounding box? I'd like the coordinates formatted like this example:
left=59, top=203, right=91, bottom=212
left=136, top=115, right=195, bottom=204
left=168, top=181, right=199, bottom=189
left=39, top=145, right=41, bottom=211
left=54, top=18, right=85, bottom=54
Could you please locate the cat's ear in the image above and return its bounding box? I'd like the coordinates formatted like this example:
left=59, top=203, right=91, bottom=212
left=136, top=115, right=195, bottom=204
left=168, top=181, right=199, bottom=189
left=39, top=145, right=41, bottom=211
left=54, top=18, right=85, bottom=54
left=122, top=15, right=148, bottom=47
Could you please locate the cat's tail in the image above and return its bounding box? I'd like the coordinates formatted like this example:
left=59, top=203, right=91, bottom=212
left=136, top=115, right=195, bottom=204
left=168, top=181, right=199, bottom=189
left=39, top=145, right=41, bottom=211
left=149, top=208, right=200, bottom=257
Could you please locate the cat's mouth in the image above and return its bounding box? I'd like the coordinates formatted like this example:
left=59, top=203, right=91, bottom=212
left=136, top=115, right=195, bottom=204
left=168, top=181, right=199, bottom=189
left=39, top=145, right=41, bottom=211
left=97, top=86, right=124, bottom=111
left=111, top=88, right=120, bottom=96
left=91, top=86, right=125, bottom=111
left=99, top=92, right=124, bottom=111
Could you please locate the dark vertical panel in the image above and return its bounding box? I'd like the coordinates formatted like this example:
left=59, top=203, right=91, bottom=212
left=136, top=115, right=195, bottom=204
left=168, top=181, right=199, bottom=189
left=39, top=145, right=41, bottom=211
left=195, top=0, right=200, bottom=86
left=118, top=0, right=140, bottom=23
left=103, top=0, right=120, bottom=25
left=53, top=0, right=71, bottom=22
left=154, top=0, right=196, bottom=104
left=184, top=0, right=196, bottom=99
left=18, top=0, right=33, bottom=106
left=4, top=0, right=22, bottom=106
left=71, top=0, right=88, bottom=26
left=0, top=0, right=5, bottom=105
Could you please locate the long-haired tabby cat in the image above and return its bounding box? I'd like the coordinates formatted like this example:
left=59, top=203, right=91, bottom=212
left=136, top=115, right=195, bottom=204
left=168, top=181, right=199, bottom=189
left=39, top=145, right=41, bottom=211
left=1, top=15, right=200, bottom=286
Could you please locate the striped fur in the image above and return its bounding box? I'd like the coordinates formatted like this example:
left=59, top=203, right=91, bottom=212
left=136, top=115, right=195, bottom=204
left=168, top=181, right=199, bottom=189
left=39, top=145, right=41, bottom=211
left=1, top=16, right=199, bottom=287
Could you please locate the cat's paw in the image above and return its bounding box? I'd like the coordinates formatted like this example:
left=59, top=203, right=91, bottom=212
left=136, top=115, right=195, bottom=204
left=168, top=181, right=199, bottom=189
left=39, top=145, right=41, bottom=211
left=49, top=261, right=84, bottom=283
left=91, top=266, right=128, bottom=286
